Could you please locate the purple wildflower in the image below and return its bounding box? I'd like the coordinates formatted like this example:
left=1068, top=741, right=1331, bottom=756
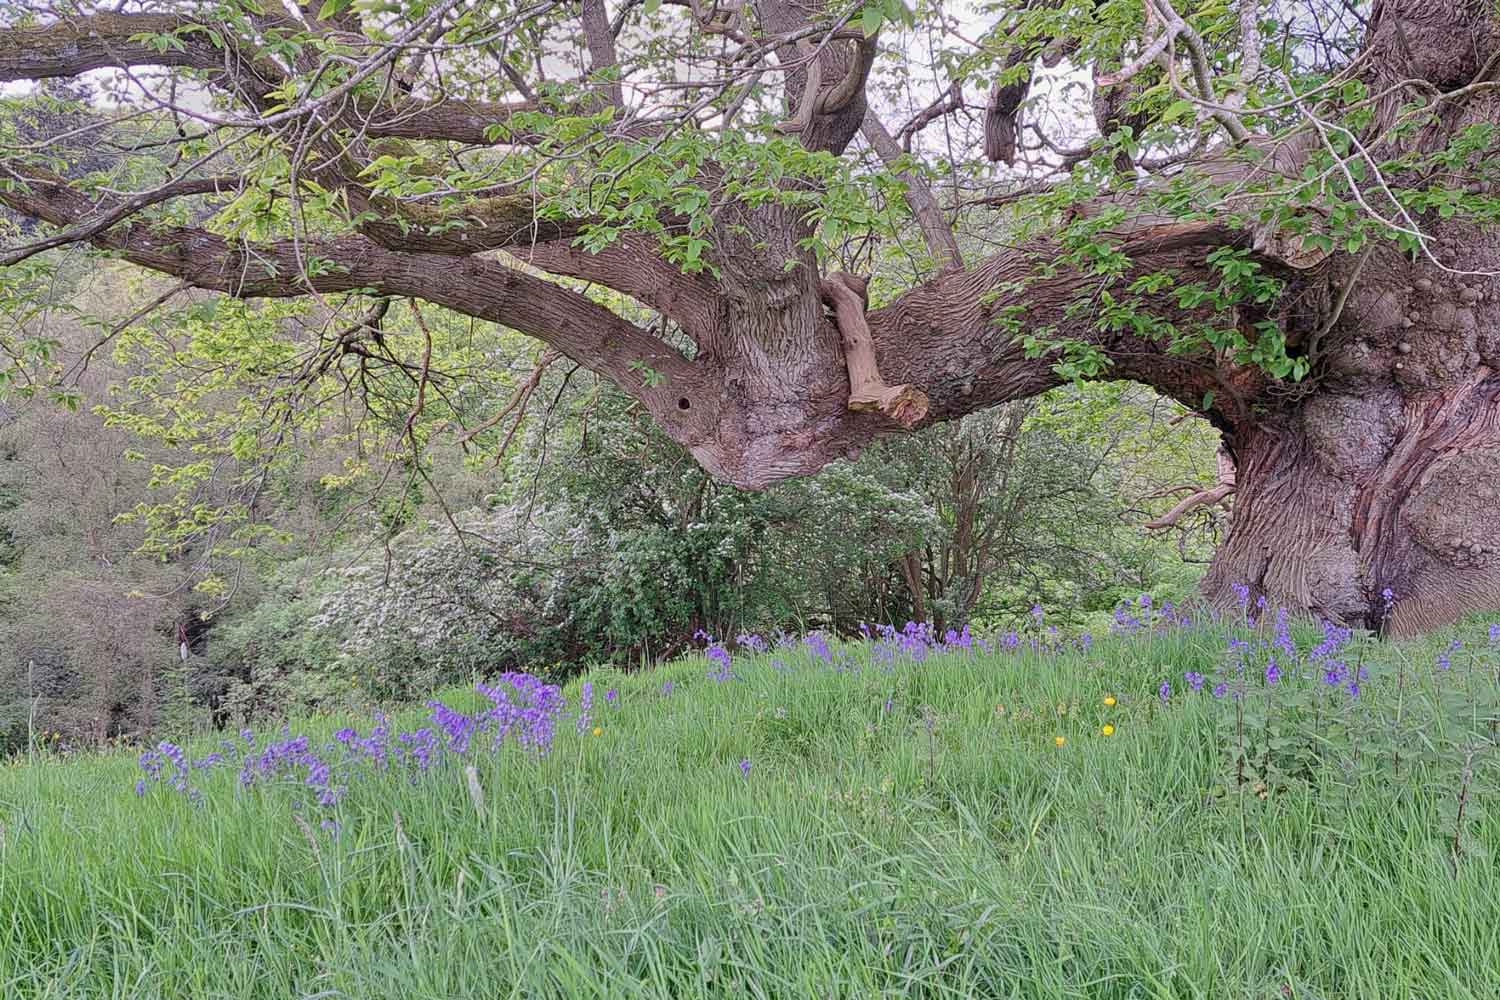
left=1273, top=608, right=1296, bottom=661
left=738, top=758, right=751, bottom=778
left=428, top=700, right=478, bottom=752
left=1264, top=659, right=1281, bottom=685
left=736, top=632, right=768, bottom=654
left=1112, top=601, right=1142, bottom=634
left=805, top=632, right=833, bottom=662
left=475, top=673, right=567, bottom=755
left=1309, top=620, right=1353, bottom=662
left=899, top=621, right=934, bottom=662
left=660, top=680, right=674, bottom=696
left=1185, top=671, right=1206, bottom=692
left=1158, top=680, right=1171, bottom=703
left=706, top=643, right=734, bottom=681
left=605, top=688, right=618, bottom=706
left=1212, top=682, right=1228, bottom=699
left=576, top=682, right=594, bottom=734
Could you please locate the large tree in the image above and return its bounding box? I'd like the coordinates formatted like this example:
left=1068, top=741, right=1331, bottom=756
left=0, top=0, right=1496, bottom=635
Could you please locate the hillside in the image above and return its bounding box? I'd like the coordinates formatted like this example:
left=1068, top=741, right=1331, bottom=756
left=3, top=608, right=1499, bottom=998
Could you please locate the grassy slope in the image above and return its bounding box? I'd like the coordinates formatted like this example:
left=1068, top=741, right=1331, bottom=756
left=2, top=617, right=1499, bottom=1000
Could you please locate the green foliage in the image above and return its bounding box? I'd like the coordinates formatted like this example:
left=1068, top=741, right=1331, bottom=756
left=197, top=579, right=358, bottom=724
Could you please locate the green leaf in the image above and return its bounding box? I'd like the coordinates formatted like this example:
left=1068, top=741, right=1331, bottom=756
left=1161, top=99, right=1195, bottom=123
left=861, top=5, right=884, bottom=37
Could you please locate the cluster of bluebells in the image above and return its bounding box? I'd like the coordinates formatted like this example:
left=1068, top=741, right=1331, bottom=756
left=706, top=642, right=734, bottom=682
left=736, top=632, right=768, bottom=654
left=1110, top=594, right=1193, bottom=636
left=134, top=673, right=570, bottom=825
left=135, top=600, right=1500, bottom=833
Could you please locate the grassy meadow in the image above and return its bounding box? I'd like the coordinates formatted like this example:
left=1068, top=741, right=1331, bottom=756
left=3, top=610, right=1500, bottom=999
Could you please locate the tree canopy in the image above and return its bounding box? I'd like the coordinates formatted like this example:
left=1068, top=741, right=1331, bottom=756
left=1, top=0, right=1498, bottom=635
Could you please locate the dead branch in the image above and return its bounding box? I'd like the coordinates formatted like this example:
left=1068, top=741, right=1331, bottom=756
left=820, top=272, right=928, bottom=427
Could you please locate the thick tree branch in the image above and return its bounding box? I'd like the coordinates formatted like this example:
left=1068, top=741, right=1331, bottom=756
left=508, top=238, right=723, bottom=340
left=0, top=174, right=243, bottom=267
left=0, top=170, right=696, bottom=400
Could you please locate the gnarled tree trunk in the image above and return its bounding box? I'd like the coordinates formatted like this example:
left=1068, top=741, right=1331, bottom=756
left=1205, top=246, right=1500, bottom=633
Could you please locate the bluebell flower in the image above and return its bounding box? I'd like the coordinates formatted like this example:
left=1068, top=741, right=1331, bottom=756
left=1273, top=607, right=1296, bottom=661
left=736, top=632, right=767, bottom=653
left=805, top=632, right=832, bottom=662
left=1185, top=671, right=1205, bottom=692
left=706, top=643, right=734, bottom=681
left=1159, top=681, right=1171, bottom=702
left=738, top=758, right=751, bottom=777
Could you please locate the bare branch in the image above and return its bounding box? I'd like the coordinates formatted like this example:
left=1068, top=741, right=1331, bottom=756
left=860, top=113, right=962, bottom=271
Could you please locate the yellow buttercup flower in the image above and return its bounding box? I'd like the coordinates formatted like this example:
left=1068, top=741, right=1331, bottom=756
left=1103, top=695, right=1116, bottom=707
left=1054, top=735, right=1066, bottom=748
left=1101, top=724, right=1115, bottom=737
left=592, top=726, right=603, bottom=737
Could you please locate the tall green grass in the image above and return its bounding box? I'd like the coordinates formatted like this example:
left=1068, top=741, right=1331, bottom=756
left=2, top=617, right=1498, bottom=999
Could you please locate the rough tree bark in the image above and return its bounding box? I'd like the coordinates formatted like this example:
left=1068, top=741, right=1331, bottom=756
left=0, top=0, right=1497, bottom=636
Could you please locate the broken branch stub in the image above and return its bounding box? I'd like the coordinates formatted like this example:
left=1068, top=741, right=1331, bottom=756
left=820, top=272, right=929, bottom=428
